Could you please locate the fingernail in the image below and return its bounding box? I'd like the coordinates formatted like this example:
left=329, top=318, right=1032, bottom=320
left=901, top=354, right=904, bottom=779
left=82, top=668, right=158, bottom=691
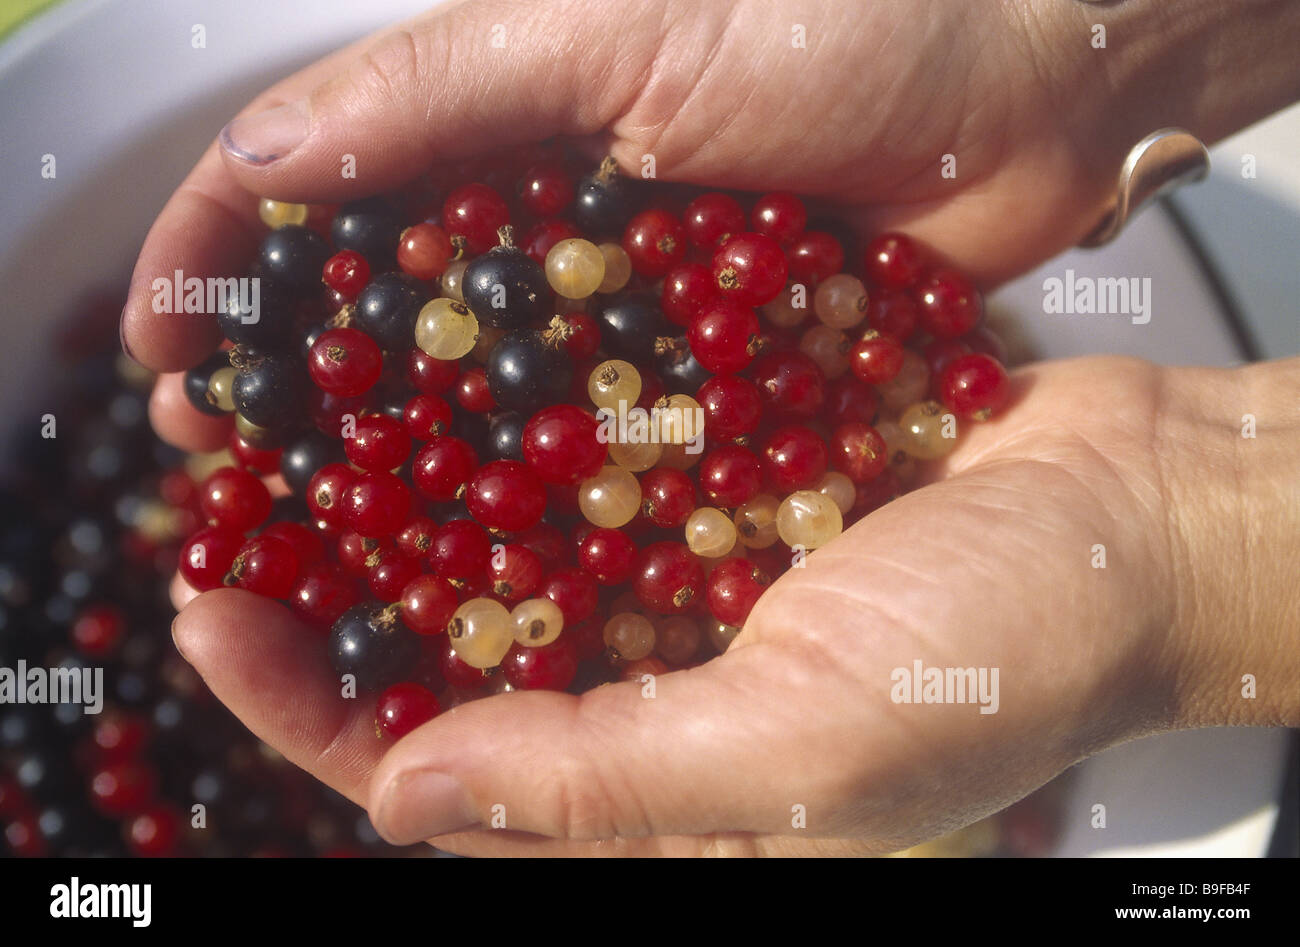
left=119, top=306, right=136, bottom=363
left=170, top=615, right=189, bottom=663
left=373, top=770, right=479, bottom=844
left=220, top=101, right=310, bottom=165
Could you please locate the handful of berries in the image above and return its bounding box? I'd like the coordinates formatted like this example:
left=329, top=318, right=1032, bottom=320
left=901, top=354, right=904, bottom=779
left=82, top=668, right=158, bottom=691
left=178, top=147, right=1012, bottom=738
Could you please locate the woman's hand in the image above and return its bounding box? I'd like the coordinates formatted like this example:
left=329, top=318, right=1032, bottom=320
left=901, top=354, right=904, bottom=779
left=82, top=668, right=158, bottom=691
left=171, top=356, right=1299, bottom=855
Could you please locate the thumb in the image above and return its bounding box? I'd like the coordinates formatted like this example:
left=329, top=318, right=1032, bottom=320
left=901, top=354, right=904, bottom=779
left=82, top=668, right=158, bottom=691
left=217, top=0, right=667, bottom=200
left=364, top=633, right=849, bottom=846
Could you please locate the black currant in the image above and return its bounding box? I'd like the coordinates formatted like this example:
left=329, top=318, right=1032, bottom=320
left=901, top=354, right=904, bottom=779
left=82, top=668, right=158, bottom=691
left=329, top=602, right=423, bottom=692
left=183, top=350, right=235, bottom=417
left=259, top=225, right=330, bottom=292
left=354, top=272, right=428, bottom=352
left=331, top=197, right=402, bottom=265
left=279, top=429, right=346, bottom=494
left=217, top=278, right=296, bottom=352
left=485, top=330, right=571, bottom=411
left=487, top=411, right=525, bottom=461
left=594, top=293, right=666, bottom=362
left=573, top=157, right=634, bottom=236
left=462, top=227, right=549, bottom=330
left=654, top=336, right=711, bottom=394
left=231, top=352, right=309, bottom=432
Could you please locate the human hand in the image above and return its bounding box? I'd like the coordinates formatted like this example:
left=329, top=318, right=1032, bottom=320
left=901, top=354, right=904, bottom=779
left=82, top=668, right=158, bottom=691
left=134, top=0, right=1300, bottom=854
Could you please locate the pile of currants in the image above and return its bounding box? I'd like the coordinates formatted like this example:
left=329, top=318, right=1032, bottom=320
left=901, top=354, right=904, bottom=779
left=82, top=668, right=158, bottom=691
left=179, top=147, right=1013, bottom=736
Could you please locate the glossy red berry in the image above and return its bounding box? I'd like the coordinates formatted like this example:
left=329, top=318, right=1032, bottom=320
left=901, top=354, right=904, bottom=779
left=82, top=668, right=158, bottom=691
left=226, top=535, right=299, bottom=598
left=290, top=562, right=359, bottom=627
left=484, top=544, right=541, bottom=602
left=712, top=232, right=788, bottom=306
left=623, top=208, right=686, bottom=277
left=343, top=471, right=411, bottom=538
left=683, top=192, right=746, bottom=249
left=442, top=182, right=510, bottom=255
left=922, top=337, right=973, bottom=384
left=866, top=288, right=920, bottom=341
left=308, top=327, right=383, bottom=398
left=400, top=574, right=459, bottom=634
left=864, top=232, right=925, bottom=289
left=831, top=422, right=889, bottom=483
left=560, top=313, right=601, bottom=360
left=345, top=413, right=413, bottom=472
left=412, top=437, right=478, bottom=501
left=455, top=366, right=496, bottom=414
left=849, top=331, right=905, bottom=385
left=786, top=230, right=844, bottom=285
left=826, top=373, right=879, bottom=426
left=761, top=425, right=828, bottom=492
left=688, top=300, right=761, bottom=374
left=538, top=567, right=599, bottom=624
left=90, top=711, right=151, bottom=761
left=322, top=249, right=371, bottom=299
left=750, top=350, right=825, bottom=420
left=403, top=394, right=454, bottom=441
left=428, top=519, right=493, bottom=581
left=368, top=550, right=423, bottom=601
left=639, top=468, right=697, bottom=528
left=513, top=521, right=568, bottom=569
left=661, top=262, right=717, bottom=328
left=261, top=521, right=325, bottom=568
left=306, top=463, right=357, bottom=529
left=376, top=682, right=442, bottom=738
left=337, top=530, right=390, bottom=577
left=199, top=466, right=272, bottom=532
left=519, top=163, right=575, bottom=217
left=915, top=268, right=982, bottom=338
left=395, top=516, right=437, bottom=559
left=522, top=218, right=581, bottom=265
left=397, top=222, right=454, bottom=281
left=697, top=374, right=762, bottom=442
left=939, top=353, right=1010, bottom=420
left=699, top=445, right=762, bottom=508
left=407, top=349, right=459, bottom=394
left=578, top=528, right=637, bottom=585
left=521, top=404, right=607, bottom=485
left=751, top=191, right=807, bottom=244
left=706, top=557, right=771, bottom=625
left=632, top=541, right=704, bottom=614
left=179, top=525, right=245, bottom=591
left=465, top=460, right=547, bottom=532
left=227, top=432, right=282, bottom=476
left=502, top=637, right=578, bottom=691
left=438, top=636, right=489, bottom=690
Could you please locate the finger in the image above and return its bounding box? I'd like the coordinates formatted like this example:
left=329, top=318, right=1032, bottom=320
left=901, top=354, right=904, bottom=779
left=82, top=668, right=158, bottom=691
left=148, top=372, right=233, bottom=452
left=364, top=635, right=866, bottom=846
left=428, top=828, right=881, bottom=857
left=216, top=0, right=666, bottom=201
left=172, top=588, right=385, bottom=805
left=121, top=33, right=406, bottom=373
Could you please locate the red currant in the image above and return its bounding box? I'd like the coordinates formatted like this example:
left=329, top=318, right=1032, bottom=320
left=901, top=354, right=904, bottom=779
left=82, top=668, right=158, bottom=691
left=938, top=353, right=1010, bottom=420
left=751, top=191, right=807, bottom=244
left=368, top=550, right=423, bottom=601
left=442, top=182, right=510, bottom=255
left=786, top=230, right=844, bottom=285
left=826, top=373, right=879, bottom=426
left=866, top=288, right=920, bottom=341
left=632, top=541, right=704, bottom=614
left=309, top=328, right=383, bottom=398
left=228, top=431, right=282, bottom=476
left=521, top=404, right=607, bottom=485
left=683, top=192, right=746, bottom=249
left=639, top=468, right=697, bottom=528
left=71, top=604, right=125, bottom=656
left=915, top=268, right=982, bottom=338
left=761, top=425, right=828, bottom=492
left=261, top=520, right=326, bottom=568
left=376, top=682, right=441, bottom=738
left=688, top=300, right=761, bottom=374
left=428, top=519, right=492, bottom=582
left=412, top=436, right=478, bottom=501
left=407, top=348, right=459, bottom=394
left=519, top=163, right=575, bottom=217
left=179, top=525, right=244, bottom=591
left=342, top=471, right=411, bottom=538
left=831, top=422, right=888, bottom=483
left=712, top=232, right=788, bottom=306
left=699, top=445, right=762, bottom=508
left=623, top=208, right=685, bottom=277
left=306, top=463, right=357, bottom=529
left=538, top=567, right=599, bottom=624
left=502, top=637, right=578, bottom=691
left=661, top=262, right=718, bottom=327
left=697, top=374, right=762, bottom=442
left=322, top=249, right=371, bottom=299
left=455, top=366, right=496, bottom=414
left=125, top=805, right=181, bottom=857
left=864, top=232, right=924, bottom=289
left=750, top=350, right=825, bottom=420
left=849, top=330, right=905, bottom=385
left=403, top=394, right=454, bottom=441
left=465, top=460, right=547, bottom=532
left=227, top=535, right=299, bottom=598
left=200, top=467, right=272, bottom=532
left=706, top=557, right=770, bottom=625
left=397, top=222, right=454, bottom=281
left=400, top=574, right=459, bottom=634
left=578, top=528, right=637, bottom=585
left=522, top=218, right=580, bottom=265
left=291, top=563, right=359, bottom=627
left=345, top=413, right=413, bottom=472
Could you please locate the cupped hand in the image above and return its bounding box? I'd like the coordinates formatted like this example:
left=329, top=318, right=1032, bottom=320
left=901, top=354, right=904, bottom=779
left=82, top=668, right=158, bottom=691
left=173, top=355, right=1225, bottom=855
